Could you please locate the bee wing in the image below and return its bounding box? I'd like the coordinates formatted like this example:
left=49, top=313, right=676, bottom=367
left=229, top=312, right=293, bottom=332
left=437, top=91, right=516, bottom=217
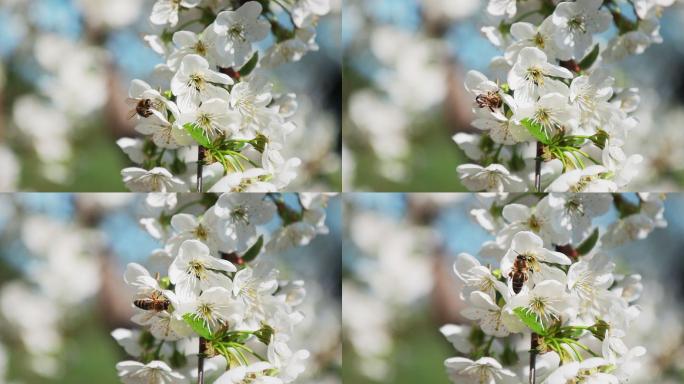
left=125, top=97, right=140, bottom=106
left=127, top=109, right=139, bottom=120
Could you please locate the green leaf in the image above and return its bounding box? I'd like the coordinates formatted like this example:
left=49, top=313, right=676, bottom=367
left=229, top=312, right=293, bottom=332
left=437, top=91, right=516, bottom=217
left=520, top=118, right=550, bottom=145
left=576, top=228, right=599, bottom=255
left=182, top=313, right=213, bottom=340
left=579, top=44, right=600, bottom=70
left=183, top=123, right=211, bottom=148
left=242, top=235, right=264, bottom=263
left=513, top=307, right=546, bottom=335
left=239, top=52, right=259, bottom=77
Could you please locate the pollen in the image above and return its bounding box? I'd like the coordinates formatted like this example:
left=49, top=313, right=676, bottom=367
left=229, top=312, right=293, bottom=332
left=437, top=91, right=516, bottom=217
left=231, top=206, right=250, bottom=224
left=199, top=113, right=212, bottom=127
left=194, top=40, right=208, bottom=56
left=568, top=16, right=587, bottom=33
left=571, top=176, right=594, bottom=192
left=527, top=214, right=542, bottom=232
left=228, top=25, right=246, bottom=42
left=189, top=74, right=206, bottom=91
left=193, top=224, right=209, bottom=240
left=530, top=296, right=549, bottom=318
left=534, top=108, right=551, bottom=125
left=197, top=302, right=215, bottom=318
left=526, top=66, right=545, bottom=86
left=188, top=259, right=207, bottom=279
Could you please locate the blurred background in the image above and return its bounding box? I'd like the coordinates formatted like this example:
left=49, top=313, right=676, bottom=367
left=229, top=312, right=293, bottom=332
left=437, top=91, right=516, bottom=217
left=0, top=0, right=341, bottom=192
left=342, top=0, right=684, bottom=191
left=0, top=193, right=341, bottom=384
left=342, top=193, right=684, bottom=384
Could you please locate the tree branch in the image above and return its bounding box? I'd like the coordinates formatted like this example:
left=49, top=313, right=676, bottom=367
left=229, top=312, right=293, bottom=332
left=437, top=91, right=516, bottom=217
left=535, top=142, right=543, bottom=192
left=197, top=145, right=205, bottom=192
left=529, top=332, right=539, bottom=384
left=198, top=337, right=206, bottom=384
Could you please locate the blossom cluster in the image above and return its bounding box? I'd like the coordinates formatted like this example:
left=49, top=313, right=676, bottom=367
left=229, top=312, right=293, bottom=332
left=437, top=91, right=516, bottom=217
left=442, top=192, right=666, bottom=383
left=113, top=192, right=334, bottom=384
left=455, top=0, right=674, bottom=192
left=120, top=0, right=330, bottom=192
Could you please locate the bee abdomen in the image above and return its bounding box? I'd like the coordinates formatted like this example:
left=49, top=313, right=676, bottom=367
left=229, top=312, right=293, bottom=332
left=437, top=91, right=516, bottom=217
left=512, top=278, right=524, bottom=294
left=133, top=299, right=151, bottom=310
left=133, top=299, right=170, bottom=312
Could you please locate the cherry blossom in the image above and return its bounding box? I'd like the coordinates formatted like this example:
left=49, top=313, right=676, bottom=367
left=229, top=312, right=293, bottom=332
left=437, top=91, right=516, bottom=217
left=456, top=0, right=675, bottom=192
left=119, top=0, right=331, bottom=192
left=441, top=192, right=665, bottom=383
left=113, top=192, right=335, bottom=384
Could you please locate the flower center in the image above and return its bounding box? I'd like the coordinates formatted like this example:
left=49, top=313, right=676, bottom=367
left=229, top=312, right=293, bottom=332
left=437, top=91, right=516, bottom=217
left=189, top=73, right=206, bottom=91
left=565, top=199, right=585, bottom=216
left=197, top=113, right=212, bottom=129
left=568, top=16, right=587, bottom=33
left=239, top=372, right=265, bottom=384
left=534, top=107, right=552, bottom=125
left=231, top=206, right=250, bottom=224
left=461, top=363, right=494, bottom=383
left=197, top=302, right=215, bottom=319
left=194, top=40, right=208, bottom=56
left=187, top=259, right=207, bottom=279
left=193, top=224, right=209, bottom=240
left=529, top=296, right=551, bottom=321
left=571, top=176, right=594, bottom=192
left=573, top=270, right=596, bottom=302
left=527, top=214, right=542, bottom=232
left=526, top=66, right=545, bottom=86
left=533, top=33, right=545, bottom=49
left=229, top=25, right=246, bottom=42
left=483, top=169, right=504, bottom=189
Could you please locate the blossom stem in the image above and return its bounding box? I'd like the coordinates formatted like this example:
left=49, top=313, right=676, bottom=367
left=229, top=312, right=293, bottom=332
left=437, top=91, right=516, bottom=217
left=529, top=332, right=539, bottom=384
left=198, top=337, right=206, bottom=384
left=535, top=141, right=543, bottom=192
left=197, top=145, right=205, bottom=192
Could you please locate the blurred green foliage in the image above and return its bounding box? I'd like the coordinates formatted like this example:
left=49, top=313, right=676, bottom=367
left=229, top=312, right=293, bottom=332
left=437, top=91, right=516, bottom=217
left=18, top=126, right=127, bottom=192
left=343, top=310, right=453, bottom=384
left=5, top=314, right=122, bottom=384
left=4, top=62, right=128, bottom=191
left=342, top=66, right=468, bottom=192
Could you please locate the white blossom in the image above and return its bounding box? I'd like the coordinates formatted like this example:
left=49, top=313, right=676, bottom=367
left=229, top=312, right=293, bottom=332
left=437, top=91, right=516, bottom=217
left=508, top=47, right=573, bottom=104
left=551, top=0, right=612, bottom=59
left=445, top=356, right=517, bottom=384
left=457, top=164, right=526, bottom=192
left=150, top=0, right=201, bottom=26
left=116, top=360, right=185, bottom=384
left=213, top=1, right=270, bottom=67
left=168, top=240, right=236, bottom=298
left=171, top=54, right=233, bottom=113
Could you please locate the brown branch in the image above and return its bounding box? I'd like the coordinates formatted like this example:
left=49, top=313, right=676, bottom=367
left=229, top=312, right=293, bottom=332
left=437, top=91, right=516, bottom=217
left=198, top=337, right=206, bottom=384
left=197, top=146, right=205, bottom=192
left=530, top=332, right=539, bottom=384
left=535, top=142, right=543, bottom=192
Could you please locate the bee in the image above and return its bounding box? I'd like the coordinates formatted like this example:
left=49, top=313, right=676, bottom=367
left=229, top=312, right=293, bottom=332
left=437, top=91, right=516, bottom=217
left=126, top=98, right=155, bottom=119
left=133, top=291, right=170, bottom=312
left=475, top=91, right=502, bottom=112
left=508, top=253, right=531, bottom=294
